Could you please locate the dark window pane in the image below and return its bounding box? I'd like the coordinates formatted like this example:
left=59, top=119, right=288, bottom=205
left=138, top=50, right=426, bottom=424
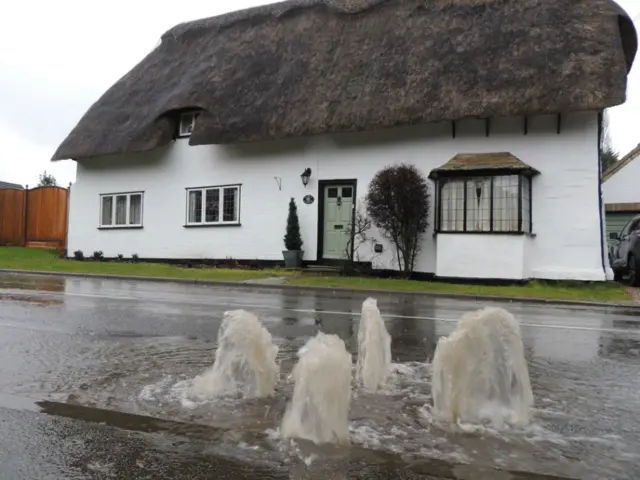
left=465, top=178, right=491, bottom=232
left=115, top=195, right=127, bottom=225
left=492, top=175, right=519, bottom=232
left=439, top=180, right=464, bottom=231
left=205, top=189, right=219, bottom=223
left=223, top=187, right=238, bottom=222
left=180, top=113, right=196, bottom=136
left=188, top=190, right=202, bottom=223
left=341, top=187, right=353, bottom=198
left=328, top=187, right=338, bottom=198
left=101, top=196, right=113, bottom=226
left=521, top=176, right=531, bottom=232
left=129, top=194, right=142, bottom=225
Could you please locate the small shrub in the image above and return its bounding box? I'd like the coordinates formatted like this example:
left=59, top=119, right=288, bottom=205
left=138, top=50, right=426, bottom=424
left=131, top=253, right=139, bottom=263
left=92, top=250, right=104, bottom=261
left=117, top=254, right=124, bottom=261
left=283, top=197, right=303, bottom=251
left=73, top=250, right=84, bottom=261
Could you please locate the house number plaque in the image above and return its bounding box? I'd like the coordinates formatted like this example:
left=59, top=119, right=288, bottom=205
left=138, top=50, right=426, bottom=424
left=303, top=195, right=315, bottom=205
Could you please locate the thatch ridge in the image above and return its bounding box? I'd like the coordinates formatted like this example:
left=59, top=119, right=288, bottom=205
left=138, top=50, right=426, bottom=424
left=52, top=0, right=637, bottom=161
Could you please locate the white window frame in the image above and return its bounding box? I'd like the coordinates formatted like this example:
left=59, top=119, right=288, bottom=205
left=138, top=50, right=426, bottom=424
left=178, top=111, right=200, bottom=138
left=99, top=192, right=144, bottom=228
left=185, top=185, right=241, bottom=226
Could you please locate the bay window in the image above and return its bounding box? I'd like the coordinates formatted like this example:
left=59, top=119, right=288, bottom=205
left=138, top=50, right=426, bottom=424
left=186, top=185, right=240, bottom=226
left=430, top=153, right=539, bottom=234
left=99, top=192, right=143, bottom=228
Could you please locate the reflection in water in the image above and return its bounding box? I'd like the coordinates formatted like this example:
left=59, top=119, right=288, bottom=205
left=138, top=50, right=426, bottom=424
left=599, top=321, right=640, bottom=359
left=0, top=293, right=64, bottom=307
left=0, top=273, right=66, bottom=293
left=314, top=294, right=355, bottom=352
left=387, top=298, right=436, bottom=363
left=3, top=274, right=640, bottom=479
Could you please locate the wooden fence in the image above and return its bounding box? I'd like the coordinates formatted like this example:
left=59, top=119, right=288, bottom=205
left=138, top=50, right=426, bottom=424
left=0, top=186, right=69, bottom=249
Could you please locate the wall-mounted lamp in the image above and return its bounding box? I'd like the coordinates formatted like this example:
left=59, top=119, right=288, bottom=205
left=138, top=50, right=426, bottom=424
left=301, top=168, right=312, bottom=187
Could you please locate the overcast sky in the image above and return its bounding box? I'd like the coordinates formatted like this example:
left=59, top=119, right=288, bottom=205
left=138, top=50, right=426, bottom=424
left=1, top=0, right=639, bottom=188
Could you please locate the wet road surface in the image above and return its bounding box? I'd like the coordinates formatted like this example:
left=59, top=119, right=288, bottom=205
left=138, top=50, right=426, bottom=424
left=1, top=272, right=639, bottom=479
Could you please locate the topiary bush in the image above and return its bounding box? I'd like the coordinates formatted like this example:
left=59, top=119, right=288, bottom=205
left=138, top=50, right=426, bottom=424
left=283, top=197, right=303, bottom=251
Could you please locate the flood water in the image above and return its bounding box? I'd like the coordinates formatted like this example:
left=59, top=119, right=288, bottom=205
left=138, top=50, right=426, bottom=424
left=1, top=273, right=640, bottom=479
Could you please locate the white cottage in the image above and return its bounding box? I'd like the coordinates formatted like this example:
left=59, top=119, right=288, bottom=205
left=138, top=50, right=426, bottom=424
left=52, top=0, right=637, bottom=282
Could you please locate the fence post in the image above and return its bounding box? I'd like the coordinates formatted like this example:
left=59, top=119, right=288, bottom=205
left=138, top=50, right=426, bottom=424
left=23, top=185, right=29, bottom=247
left=65, top=182, right=71, bottom=254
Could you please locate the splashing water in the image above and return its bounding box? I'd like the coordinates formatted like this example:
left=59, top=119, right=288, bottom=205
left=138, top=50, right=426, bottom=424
left=431, top=307, right=533, bottom=430
left=356, top=297, right=392, bottom=392
left=189, top=310, right=279, bottom=400
left=281, top=332, right=352, bottom=445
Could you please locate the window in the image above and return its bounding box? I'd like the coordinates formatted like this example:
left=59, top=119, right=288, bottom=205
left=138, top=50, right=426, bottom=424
left=437, top=174, right=532, bottom=233
left=186, top=185, right=240, bottom=226
left=178, top=111, right=200, bottom=137
left=622, top=217, right=640, bottom=237
left=100, top=192, right=143, bottom=228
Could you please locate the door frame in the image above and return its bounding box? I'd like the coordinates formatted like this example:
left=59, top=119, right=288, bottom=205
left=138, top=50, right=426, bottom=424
left=317, top=179, right=358, bottom=263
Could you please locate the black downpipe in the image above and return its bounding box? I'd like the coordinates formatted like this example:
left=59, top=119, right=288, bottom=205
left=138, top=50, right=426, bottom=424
left=463, top=180, right=467, bottom=231
left=517, top=175, right=523, bottom=232
left=597, top=111, right=607, bottom=276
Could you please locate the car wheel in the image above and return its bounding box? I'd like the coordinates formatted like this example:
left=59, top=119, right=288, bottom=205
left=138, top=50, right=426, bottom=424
left=613, top=269, right=624, bottom=282
left=628, top=254, right=640, bottom=287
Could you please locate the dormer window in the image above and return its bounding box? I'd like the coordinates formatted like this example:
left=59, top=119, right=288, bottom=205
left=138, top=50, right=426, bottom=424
left=178, top=111, right=200, bottom=137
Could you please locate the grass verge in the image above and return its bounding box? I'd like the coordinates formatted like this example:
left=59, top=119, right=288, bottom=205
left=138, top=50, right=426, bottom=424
left=0, top=247, right=291, bottom=282
left=0, top=247, right=631, bottom=303
left=286, top=275, right=631, bottom=303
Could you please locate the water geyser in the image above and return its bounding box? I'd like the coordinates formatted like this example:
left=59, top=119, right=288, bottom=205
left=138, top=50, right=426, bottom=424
left=281, top=332, right=352, bottom=445
left=431, top=306, right=533, bottom=429
left=190, top=309, right=279, bottom=400
left=355, top=297, right=392, bottom=392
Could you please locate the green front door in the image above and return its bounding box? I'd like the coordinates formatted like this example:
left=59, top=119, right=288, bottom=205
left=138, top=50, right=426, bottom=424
left=322, top=184, right=354, bottom=260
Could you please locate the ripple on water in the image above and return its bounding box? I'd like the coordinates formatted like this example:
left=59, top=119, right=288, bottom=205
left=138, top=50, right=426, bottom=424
left=28, top=330, right=640, bottom=480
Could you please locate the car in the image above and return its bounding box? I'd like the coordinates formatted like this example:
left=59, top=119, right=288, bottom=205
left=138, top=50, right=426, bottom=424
left=609, top=214, right=640, bottom=286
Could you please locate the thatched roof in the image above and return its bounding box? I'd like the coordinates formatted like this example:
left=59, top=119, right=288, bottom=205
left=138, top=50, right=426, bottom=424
left=603, top=142, right=640, bottom=182
left=429, top=152, right=540, bottom=178
left=52, top=0, right=638, bottom=161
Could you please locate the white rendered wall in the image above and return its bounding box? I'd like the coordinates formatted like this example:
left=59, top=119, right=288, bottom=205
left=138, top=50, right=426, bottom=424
left=67, top=111, right=605, bottom=280
left=603, top=156, right=640, bottom=204
left=436, top=235, right=525, bottom=280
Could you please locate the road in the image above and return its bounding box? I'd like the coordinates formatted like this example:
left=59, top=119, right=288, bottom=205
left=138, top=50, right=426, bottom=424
left=0, top=272, right=639, bottom=479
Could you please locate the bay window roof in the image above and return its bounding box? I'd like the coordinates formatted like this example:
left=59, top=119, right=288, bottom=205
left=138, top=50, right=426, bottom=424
left=429, top=153, right=540, bottom=179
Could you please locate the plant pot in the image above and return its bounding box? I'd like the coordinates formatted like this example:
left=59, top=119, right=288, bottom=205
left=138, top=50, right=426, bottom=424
left=283, top=250, right=304, bottom=268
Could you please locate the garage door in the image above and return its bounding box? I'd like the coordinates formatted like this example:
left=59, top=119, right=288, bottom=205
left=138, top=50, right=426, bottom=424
left=606, top=212, right=638, bottom=241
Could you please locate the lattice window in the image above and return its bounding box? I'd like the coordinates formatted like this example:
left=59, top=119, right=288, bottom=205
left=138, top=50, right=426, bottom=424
left=186, top=185, right=240, bottom=225
left=437, top=175, right=532, bottom=233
